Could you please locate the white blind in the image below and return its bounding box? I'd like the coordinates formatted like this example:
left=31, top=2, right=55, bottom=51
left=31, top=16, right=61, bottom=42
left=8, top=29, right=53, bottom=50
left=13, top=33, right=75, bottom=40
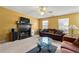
left=42, top=20, right=48, bottom=29
left=58, top=18, right=69, bottom=33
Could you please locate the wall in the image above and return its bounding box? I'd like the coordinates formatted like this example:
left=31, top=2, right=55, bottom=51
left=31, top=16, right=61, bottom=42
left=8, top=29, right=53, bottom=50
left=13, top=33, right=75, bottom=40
left=39, top=13, right=79, bottom=34
left=39, top=16, right=58, bottom=29
left=0, top=7, right=39, bottom=42
left=58, top=13, right=79, bottom=34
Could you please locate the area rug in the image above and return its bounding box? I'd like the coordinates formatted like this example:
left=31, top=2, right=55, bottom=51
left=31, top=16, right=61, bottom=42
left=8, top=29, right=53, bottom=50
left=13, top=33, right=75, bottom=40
left=27, top=45, right=57, bottom=53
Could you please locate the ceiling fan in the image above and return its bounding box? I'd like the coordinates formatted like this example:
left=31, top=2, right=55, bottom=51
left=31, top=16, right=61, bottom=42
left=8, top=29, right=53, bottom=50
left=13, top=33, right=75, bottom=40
left=39, top=6, right=53, bottom=16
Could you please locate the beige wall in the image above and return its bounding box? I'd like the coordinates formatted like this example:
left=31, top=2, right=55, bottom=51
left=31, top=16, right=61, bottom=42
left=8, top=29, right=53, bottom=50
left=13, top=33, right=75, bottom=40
left=1, top=6, right=79, bottom=42
left=0, top=7, right=39, bottom=42
left=39, top=13, right=79, bottom=34
left=58, top=13, right=79, bottom=34
left=39, top=16, right=58, bottom=29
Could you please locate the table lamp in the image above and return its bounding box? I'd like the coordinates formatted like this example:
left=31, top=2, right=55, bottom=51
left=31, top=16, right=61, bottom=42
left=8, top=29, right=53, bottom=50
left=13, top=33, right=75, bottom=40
left=69, top=25, right=78, bottom=36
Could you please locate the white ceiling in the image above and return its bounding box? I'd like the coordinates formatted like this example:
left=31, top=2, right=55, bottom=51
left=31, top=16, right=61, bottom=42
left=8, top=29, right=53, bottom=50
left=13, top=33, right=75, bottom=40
left=4, top=6, right=79, bottom=18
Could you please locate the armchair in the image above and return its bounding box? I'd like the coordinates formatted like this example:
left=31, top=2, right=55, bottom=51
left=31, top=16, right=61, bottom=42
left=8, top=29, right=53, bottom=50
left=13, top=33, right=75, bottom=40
left=61, top=35, right=79, bottom=53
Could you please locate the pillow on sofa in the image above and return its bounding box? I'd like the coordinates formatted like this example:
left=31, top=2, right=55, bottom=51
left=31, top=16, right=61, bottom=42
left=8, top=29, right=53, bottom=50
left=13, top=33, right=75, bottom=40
left=49, top=30, right=54, bottom=34
left=55, top=30, right=64, bottom=35
left=73, top=38, right=79, bottom=47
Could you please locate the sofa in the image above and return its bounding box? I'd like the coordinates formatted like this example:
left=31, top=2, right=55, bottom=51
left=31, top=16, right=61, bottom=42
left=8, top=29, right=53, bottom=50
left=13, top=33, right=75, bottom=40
left=61, top=37, right=79, bottom=53
left=39, top=29, right=65, bottom=41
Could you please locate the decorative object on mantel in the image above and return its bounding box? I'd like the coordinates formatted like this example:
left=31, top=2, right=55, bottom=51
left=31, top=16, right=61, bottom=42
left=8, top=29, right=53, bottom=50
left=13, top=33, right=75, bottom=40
left=69, top=25, right=78, bottom=36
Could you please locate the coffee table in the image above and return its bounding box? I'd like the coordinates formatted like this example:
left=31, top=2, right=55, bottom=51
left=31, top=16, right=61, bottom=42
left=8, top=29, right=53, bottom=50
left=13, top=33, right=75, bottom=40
left=37, top=37, right=53, bottom=53
left=27, top=37, right=57, bottom=53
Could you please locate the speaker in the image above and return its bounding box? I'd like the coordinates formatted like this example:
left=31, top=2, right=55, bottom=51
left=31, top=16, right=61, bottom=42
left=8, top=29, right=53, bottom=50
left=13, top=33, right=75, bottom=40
left=11, top=28, right=18, bottom=41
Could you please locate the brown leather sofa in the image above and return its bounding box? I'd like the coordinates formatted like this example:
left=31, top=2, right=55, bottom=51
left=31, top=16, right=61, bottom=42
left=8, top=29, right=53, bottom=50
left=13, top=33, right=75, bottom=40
left=39, top=29, right=65, bottom=41
left=61, top=37, right=79, bottom=53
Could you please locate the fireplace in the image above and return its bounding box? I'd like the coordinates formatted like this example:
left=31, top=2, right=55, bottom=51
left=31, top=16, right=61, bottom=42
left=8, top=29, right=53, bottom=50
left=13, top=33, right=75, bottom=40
left=16, top=17, right=32, bottom=40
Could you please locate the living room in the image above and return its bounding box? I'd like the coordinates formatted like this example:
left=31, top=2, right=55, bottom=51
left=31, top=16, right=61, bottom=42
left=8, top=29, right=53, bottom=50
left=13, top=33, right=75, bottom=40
left=0, top=6, right=79, bottom=53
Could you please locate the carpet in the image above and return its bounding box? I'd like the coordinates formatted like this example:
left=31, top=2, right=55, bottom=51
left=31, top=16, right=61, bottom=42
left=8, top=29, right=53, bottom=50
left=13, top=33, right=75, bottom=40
left=27, top=45, right=57, bottom=53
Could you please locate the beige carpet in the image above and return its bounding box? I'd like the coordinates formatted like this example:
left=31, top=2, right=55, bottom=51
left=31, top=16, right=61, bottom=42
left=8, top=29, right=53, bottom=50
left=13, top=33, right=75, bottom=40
left=0, top=35, right=61, bottom=53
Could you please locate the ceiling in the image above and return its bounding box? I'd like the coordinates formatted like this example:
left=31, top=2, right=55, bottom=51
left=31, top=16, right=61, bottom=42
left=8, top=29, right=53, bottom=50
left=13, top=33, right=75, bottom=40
left=4, top=6, right=79, bottom=18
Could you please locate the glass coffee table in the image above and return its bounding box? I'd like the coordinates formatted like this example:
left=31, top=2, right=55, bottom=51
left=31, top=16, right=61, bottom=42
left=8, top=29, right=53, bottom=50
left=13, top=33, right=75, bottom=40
left=27, top=37, right=57, bottom=53
left=37, top=37, right=53, bottom=53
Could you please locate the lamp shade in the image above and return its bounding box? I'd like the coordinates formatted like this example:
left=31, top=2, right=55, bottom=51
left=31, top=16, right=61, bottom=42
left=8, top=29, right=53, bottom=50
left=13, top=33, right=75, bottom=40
left=69, top=25, right=78, bottom=36
left=69, top=25, right=78, bottom=30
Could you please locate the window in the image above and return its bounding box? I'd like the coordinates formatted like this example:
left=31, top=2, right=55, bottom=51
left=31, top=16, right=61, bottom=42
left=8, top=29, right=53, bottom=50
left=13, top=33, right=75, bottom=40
left=58, top=18, right=69, bottom=33
left=42, top=20, right=48, bottom=29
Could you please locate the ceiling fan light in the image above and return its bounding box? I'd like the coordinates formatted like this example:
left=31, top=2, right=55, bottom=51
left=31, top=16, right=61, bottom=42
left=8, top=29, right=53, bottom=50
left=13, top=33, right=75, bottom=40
left=39, top=6, right=48, bottom=16
left=42, top=6, right=47, bottom=11
left=40, top=6, right=47, bottom=12
left=41, top=12, right=45, bottom=15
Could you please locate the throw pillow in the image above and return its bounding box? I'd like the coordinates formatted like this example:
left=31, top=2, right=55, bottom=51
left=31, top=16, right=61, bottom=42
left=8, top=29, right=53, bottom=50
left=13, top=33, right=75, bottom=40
left=55, top=30, right=63, bottom=35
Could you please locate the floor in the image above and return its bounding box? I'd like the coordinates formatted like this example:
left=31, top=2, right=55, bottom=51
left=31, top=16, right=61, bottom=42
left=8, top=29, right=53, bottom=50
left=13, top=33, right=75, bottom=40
left=0, top=35, right=61, bottom=53
left=52, top=40, right=61, bottom=53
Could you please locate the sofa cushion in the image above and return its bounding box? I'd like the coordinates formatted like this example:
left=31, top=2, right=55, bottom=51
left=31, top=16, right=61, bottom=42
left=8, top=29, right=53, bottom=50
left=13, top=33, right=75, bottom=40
left=61, top=48, right=74, bottom=53
left=55, top=30, right=64, bottom=36
left=61, top=41, right=79, bottom=52
left=73, top=38, right=79, bottom=47
left=49, top=30, right=54, bottom=34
